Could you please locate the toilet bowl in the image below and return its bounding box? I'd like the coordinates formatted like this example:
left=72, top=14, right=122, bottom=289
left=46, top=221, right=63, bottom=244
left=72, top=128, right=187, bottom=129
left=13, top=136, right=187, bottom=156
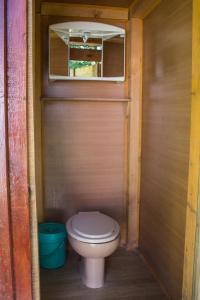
left=66, top=211, right=120, bottom=288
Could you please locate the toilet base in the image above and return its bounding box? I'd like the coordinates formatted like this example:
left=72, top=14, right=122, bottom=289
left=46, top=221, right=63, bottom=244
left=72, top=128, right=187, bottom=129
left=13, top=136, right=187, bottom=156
left=80, top=257, right=105, bottom=288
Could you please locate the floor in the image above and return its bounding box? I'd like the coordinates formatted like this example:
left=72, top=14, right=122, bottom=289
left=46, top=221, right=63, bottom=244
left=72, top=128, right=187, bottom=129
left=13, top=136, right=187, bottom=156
left=40, top=248, right=168, bottom=300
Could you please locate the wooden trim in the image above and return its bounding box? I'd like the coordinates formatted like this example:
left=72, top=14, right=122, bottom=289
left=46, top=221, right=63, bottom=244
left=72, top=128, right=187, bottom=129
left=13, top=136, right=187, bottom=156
left=41, top=2, right=129, bottom=20
left=7, top=0, right=32, bottom=299
left=130, top=0, right=161, bottom=19
left=34, top=13, right=44, bottom=223
left=127, top=18, right=143, bottom=250
left=182, top=0, right=200, bottom=298
left=193, top=179, right=200, bottom=300
left=0, top=0, right=14, bottom=298
left=28, top=1, right=41, bottom=299
left=41, top=97, right=130, bottom=102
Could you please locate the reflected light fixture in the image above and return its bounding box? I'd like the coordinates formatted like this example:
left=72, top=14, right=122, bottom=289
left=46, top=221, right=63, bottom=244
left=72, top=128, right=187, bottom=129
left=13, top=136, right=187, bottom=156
left=82, top=32, right=90, bottom=43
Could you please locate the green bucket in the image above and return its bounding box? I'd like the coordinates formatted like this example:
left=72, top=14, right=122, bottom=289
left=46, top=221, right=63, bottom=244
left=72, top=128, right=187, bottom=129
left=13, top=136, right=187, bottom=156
left=38, top=223, right=67, bottom=269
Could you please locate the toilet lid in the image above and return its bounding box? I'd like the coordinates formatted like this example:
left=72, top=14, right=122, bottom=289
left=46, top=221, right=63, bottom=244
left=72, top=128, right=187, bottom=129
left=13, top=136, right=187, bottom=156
left=67, top=212, right=120, bottom=243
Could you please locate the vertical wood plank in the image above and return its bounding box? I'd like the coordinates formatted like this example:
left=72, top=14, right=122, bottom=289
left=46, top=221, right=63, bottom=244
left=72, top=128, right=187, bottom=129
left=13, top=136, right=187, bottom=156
left=35, top=13, right=44, bottom=223
left=182, top=0, right=200, bottom=298
left=7, top=0, right=32, bottom=299
left=127, top=18, right=143, bottom=250
left=0, top=0, right=14, bottom=298
left=28, top=0, right=41, bottom=299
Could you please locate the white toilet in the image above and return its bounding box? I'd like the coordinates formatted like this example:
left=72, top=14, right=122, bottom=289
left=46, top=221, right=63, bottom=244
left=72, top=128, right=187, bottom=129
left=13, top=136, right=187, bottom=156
left=66, top=211, right=120, bottom=288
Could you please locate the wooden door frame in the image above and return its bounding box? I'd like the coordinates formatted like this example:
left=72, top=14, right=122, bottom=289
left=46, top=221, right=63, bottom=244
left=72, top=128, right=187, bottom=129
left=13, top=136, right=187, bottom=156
left=0, top=0, right=199, bottom=299
left=183, top=0, right=200, bottom=299
left=0, top=0, right=33, bottom=299
left=0, top=0, right=14, bottom=298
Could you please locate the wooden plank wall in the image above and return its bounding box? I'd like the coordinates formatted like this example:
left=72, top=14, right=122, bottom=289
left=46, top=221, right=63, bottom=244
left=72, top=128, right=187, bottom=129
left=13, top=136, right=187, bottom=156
left=139, top=0, right=192, bottom=299
left=43, top=101, right=128, bottom=243
left=130, top=0, right=161, bottom=19
left=41, top=15, right=130, bottom=244
left=49, top=33, right=68, bottom=76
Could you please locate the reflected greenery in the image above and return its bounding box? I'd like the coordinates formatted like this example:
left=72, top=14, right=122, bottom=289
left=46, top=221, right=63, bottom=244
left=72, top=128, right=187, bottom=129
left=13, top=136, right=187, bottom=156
left=69, top=60, right=96, bottom=69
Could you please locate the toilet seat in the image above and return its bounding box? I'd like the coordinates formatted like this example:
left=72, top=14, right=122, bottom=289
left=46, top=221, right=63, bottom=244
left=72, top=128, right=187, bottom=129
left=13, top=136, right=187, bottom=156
left=66, top=212, right=120, bottom=244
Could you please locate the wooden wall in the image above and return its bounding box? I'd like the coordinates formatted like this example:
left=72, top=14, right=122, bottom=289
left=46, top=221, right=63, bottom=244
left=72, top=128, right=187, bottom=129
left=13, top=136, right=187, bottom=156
left=43, top=100, right=127, bottom=241
left=41, top=15, right=129, bottom=243
left=103, top=40, right=124, bottom=77
left=49, top=32, right=68, bottom=76
left=139, top=0, right=192, bottom=299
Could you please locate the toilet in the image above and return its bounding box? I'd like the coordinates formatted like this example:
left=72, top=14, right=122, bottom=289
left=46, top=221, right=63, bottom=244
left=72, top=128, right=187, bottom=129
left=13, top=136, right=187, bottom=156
left=66, top=211, right=120, bottom=288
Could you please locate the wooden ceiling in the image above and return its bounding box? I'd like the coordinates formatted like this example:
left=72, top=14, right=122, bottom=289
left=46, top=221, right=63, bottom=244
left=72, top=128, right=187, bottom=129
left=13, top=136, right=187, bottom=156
left=40, top=0, right=135, bottom=8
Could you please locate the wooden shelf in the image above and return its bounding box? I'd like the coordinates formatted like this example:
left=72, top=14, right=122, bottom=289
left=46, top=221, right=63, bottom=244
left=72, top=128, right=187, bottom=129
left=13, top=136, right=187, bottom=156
left=41, top=97, right=131, bottom=102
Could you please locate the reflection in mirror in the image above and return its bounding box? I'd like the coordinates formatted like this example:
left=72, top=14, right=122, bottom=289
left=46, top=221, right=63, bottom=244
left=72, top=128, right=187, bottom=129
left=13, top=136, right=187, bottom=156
left=69, top=37, right=102, bottom=78
left=49, top=22, right=125, bottom=81
left=103, top=35, right=124, bottom=77
left=49, top=30, right=69, bottom=76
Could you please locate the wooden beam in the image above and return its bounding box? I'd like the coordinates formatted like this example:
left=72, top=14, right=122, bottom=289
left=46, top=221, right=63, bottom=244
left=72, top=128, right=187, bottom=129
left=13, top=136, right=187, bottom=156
left=182, top=0, right=200, bottom=299
left=7, top=0, right=32, bottom=298
left=129, top=0, right=139, bottom=15
left=130, top=0, right=161, bottom=19
left=127, top=18, right=143, bottom=250
left=0, top=0, right=14, bottom=298
left=41, top=2, right=129, bottom=20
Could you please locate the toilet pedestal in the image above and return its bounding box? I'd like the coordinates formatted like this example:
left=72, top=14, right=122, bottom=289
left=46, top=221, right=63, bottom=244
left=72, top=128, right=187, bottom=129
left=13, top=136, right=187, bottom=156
left=67, top=212, right=120, bottom=288
left=80, top=257, right=105, bottom=288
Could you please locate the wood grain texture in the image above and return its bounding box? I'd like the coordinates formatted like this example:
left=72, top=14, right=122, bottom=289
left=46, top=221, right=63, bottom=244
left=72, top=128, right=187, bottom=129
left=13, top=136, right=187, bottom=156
left=49, top=33, right=68, bottom=76
left=130, top=0, right=161, bottom=19
left=41, top=2, right=129, bottom=20
left=35, top=13, right=44, bottom=223
left=183, top=0, right=200, bottom=298
left=41, top=97, right=130, bottom=102
left=103, top=40, right=124, bottom=77
left=41, top=16, right=129, bottom=99
left=40, top=248, right=168, bottom=300
left=0, top=1, right=14, bottom=299
left=39, top=0, right=133, bottom=9
left=43, top=101, right=128, bottom=244
left=7, top=0, right=32, bottom=298
left=28, top=0, right=41, bottom=299
left=127, top=18, right=143, bottom=250
left=70, top=48, right=101, bottom=62
left=139, top=0, right=192, bottom=299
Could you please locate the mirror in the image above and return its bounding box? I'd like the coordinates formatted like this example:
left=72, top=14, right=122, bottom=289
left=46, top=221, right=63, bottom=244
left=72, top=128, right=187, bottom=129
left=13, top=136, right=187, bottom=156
left=49, top=22, right=125, bottom=81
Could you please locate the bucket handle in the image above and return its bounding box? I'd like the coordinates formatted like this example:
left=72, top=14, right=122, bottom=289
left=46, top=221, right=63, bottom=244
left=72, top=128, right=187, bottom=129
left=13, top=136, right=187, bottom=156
left=40, top=240, right=66, bottom=257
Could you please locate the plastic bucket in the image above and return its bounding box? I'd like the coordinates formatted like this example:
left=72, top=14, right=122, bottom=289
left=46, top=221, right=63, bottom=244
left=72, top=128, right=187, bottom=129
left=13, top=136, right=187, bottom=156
left=38, top=222, right=67, bottom=269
